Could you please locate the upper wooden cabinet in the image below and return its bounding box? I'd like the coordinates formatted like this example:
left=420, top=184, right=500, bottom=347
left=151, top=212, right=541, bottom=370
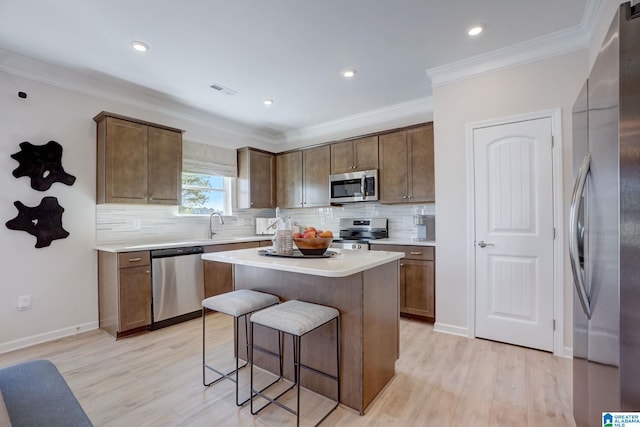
left=379, top=124, right=434, bottom=204
left=276, top=145, right=330, bottom=208
left=237, top=148, right=276, bottom=209
left=95, top=112, right=183, bottom=205
left=330, top=136, right=379, bottom=173
left=277, top=150, right=303, bottom=208
left=303, top=145, right=330, bottom=207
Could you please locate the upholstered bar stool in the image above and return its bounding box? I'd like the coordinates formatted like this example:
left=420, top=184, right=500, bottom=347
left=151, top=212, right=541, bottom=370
left=202, top=289, right=280, bottom=406
left=249, top=299, right=340, bottom=426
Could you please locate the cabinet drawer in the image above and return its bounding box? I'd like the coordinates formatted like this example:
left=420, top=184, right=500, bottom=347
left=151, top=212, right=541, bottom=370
left=375, top=245, right=434, bottom=261
left=118, top=251, right=150, bottom=268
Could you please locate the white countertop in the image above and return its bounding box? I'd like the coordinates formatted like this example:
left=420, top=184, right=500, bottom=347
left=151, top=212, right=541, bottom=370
left=94, top=236, right=435, bottom=252
left=95, top=236, right=274, bottom=253
left=202, top=247, right=404, bottom=278
left=369, top=239, right=436, bottom=247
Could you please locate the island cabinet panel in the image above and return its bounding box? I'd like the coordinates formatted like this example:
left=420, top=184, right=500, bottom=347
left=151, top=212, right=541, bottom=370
left=379, top=123, right=434, bottom=204
left=98, top=250, right=152, bottom=338
left=372, top=244, right=435, bottom=321
left=95, top=112, right=182, bottom=205
left=330, top=135, right=379, bottom=173
left=232, top=261, right=399, bottom=414
left=237, top=148, right=276, bottom=209
left=203, top=242, right=259, bottom=298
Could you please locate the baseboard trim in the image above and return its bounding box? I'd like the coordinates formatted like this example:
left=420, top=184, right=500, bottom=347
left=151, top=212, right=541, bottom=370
left=433, top=322, right=469, bottom=337
left=0, top=321, right=99, bottom=355
left=563, top=346, right=574, bottom=359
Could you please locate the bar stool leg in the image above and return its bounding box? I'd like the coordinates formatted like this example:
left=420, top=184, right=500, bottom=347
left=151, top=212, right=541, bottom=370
left=250, top=324, right=292, bottom=416
left=203, top=309, right=249, bottom=405
left=296, top=335, right=301, bottom=427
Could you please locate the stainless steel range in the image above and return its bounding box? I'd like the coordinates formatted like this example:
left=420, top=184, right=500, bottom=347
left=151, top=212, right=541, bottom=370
left=330, top=218, right=388, bottom=251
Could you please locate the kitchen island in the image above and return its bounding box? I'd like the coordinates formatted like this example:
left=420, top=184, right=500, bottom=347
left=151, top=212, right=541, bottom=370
left=202, top=248, right=404, bottom=414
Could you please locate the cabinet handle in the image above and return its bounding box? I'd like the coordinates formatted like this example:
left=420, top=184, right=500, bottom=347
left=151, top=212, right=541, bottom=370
left=400, top=263, right=404, bottom=267
left=149, top=196, right=153, bottom=201
left=402, top=195, right=408, bottom=199
left=410, top=251, right=422, bottom=255
left=145, top=270, right=150, bottom=274
left=407, top=195, right=412, bottom=199
left=128, top=257, right=142, bottom=262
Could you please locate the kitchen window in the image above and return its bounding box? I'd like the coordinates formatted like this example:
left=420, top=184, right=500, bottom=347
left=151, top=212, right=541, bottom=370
left=180, top=140, right=237, bottom=216
left=179, top=172, right=233, bottom=215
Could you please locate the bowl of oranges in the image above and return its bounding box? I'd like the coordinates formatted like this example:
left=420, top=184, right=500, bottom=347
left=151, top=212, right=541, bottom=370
left=293, top=227, right=333, bottom=255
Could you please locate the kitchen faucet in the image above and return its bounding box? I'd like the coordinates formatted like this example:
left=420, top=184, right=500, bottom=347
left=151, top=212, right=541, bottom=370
left=209, top=211, right=224, bottom=238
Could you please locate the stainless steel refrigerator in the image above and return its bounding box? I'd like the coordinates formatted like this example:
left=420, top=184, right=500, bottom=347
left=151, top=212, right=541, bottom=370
left=570, top=3, right=640, bottom=426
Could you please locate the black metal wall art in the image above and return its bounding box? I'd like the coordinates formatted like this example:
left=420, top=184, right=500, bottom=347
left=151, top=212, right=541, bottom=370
left=5, top=196, right=70, bottom=248
left=11, top=140, right=76, bottom=191
left=6, top=139, right=75, bottom=248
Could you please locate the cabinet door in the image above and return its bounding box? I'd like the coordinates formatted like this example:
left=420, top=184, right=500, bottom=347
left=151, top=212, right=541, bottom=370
left=147, top=126, right=182, bottom=205
left=119, top=265, right=151, bottom=332
left=330, top=140, right=355, bottom=174
left=379, top=130, right=409, bottom=203
left=401, top=259, right=435, bottom=319
left=238, top=149, right=276, bottom=209
left=353, top=136, right=379, bottom=171
left=303, top=145, right=330, bottom=207
left=407, top=124, right=435, bottom=203
left=203, top=242, right=259, bottom=298
left=104, top=117, right=148, bottom=203
left=277, top=151, right=303, bottom=208
left=331, top=136, right=379, bottom=174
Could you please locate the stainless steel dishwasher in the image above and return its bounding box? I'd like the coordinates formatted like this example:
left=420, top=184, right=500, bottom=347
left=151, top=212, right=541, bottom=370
left=150, top=246, right=204, bottom=327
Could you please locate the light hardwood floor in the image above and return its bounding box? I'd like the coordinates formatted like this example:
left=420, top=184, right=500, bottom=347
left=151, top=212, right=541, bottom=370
left=0, top=315, right=575, bottom=426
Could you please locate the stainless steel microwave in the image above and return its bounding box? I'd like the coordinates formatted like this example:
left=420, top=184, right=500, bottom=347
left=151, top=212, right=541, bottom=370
left=329, top=169, right=378, bottom=203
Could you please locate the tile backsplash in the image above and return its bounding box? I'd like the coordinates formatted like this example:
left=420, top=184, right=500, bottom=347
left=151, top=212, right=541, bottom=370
left=96, top=203, right=435, bottom=244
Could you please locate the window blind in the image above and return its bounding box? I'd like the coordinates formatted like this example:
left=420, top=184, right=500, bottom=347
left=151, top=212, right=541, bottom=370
left=182, top=140, right=237, bottom=177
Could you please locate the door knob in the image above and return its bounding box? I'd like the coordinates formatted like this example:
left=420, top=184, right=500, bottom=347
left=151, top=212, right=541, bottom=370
left=477, top=241, right=495, bottom=248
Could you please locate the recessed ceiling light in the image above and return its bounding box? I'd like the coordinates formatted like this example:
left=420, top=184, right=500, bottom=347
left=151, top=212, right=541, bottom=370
left=467, top=24, right=484, bottom=37
left=263, top=99, right=274, bottom=106
left=131, top=41, right=149, bottom=52
left=342, top=69, right=357, bottom=78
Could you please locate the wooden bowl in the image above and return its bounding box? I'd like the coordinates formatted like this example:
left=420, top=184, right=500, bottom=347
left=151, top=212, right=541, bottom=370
left=293, top=237, right=333, bottom=255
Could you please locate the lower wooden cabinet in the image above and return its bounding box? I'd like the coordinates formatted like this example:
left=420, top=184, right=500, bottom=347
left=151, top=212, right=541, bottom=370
left=203, top=242, right=260, bottom=298
left=371, top=244, right=435, bottom=321
left=98, top=250, right=152, bottom=338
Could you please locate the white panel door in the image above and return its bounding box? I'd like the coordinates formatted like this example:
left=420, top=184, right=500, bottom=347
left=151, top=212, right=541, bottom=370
left=474, top=117, right=554, bottom=352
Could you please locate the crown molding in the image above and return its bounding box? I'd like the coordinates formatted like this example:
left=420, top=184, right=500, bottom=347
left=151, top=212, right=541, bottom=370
left=282, top=97, right=433, bottom=146
left=0, top=48, right=279, bottom=145
left=426, top=25, right=589, bottom=88
left=425, top=0, right=606, bottom=88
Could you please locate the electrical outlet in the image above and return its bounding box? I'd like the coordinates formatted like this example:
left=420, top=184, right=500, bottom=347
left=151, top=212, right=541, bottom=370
left=17, top=295, right=31, bottom=311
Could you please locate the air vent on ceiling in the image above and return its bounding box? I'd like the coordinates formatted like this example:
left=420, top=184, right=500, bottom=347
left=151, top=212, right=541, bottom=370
left=210, top=82, right=238, bottom=96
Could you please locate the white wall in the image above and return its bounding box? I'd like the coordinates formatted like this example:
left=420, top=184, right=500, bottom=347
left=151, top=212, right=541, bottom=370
left=0, top=70, right=269, bottom=352
left=432, top=50, right=588, bottom=352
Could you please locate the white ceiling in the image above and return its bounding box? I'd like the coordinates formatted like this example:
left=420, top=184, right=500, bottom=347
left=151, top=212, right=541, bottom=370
left=0, top=0, right=592, bottom=143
